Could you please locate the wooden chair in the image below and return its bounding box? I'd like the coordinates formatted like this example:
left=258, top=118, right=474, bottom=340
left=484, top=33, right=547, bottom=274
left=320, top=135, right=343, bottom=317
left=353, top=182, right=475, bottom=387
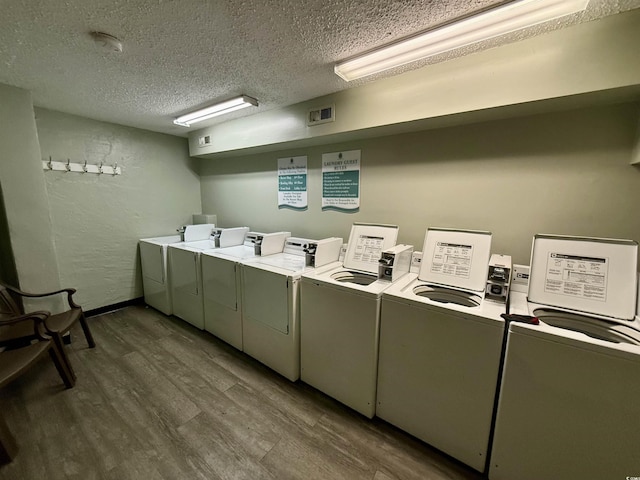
left=0, top=310, right=75, bottom=463
left=0, top=282, right=95, bottom=352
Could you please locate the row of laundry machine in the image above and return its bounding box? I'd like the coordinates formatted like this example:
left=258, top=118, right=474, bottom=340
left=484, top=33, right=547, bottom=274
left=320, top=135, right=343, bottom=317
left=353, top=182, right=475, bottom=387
left=139, top=223, right=640, bottom=479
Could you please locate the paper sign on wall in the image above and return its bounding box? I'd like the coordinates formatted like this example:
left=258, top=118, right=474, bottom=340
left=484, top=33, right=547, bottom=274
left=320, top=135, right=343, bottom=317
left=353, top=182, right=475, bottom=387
left=278, top=156, right=308, bottom=210
left=322, top=150, right=360, bottom=213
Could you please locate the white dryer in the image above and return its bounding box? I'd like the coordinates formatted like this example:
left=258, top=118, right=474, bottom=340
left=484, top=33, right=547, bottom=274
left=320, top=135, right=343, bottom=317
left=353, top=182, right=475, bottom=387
left=167, top=224, right=245, bottom=330
left=376, top=228, right=502, bottom=473
left=240, top=237, right=342, bottom=381
left=300, top=223, right=406, bottom=418
left=200, top=231, right=291, bottom=350
left=139, top=234, right=181, bottom=315
left=490, top=235, right=640, bottom=480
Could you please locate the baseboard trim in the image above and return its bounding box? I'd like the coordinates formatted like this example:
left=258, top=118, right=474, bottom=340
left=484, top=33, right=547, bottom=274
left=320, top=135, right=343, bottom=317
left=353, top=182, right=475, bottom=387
left=85, top=297, right=144, bottom=318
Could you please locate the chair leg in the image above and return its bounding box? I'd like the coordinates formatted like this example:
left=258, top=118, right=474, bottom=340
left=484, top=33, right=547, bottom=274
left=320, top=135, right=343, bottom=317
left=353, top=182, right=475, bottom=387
left=48, top=344, right=75, bottom=389
left=79, top=313, right=96, bottom=348
left=50, top=332, right=76, bottom=382
left=0, top=411, right=18, bottom=464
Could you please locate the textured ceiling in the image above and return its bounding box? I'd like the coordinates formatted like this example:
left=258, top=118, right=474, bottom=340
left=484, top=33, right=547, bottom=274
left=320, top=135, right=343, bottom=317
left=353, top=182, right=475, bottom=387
left=1, top=0, right=639, bottom=137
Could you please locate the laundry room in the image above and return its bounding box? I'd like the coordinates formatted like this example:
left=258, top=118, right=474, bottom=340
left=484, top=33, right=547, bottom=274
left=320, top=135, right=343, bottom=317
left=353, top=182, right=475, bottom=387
left=1, top=2, right=640, bottom=479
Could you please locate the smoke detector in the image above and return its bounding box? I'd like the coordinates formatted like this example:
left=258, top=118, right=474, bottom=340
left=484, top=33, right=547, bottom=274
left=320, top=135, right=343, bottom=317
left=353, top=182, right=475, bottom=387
left=91, top=31, right=123, bottom=52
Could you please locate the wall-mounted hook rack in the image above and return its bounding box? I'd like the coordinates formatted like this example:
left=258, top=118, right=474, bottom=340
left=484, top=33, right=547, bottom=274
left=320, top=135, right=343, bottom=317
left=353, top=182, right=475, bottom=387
left=41, top=157, right=122, bottom=175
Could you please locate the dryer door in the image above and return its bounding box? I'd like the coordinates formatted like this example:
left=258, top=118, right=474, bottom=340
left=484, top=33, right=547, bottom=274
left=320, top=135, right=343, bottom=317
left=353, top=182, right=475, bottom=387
left=140, top=242, right=164, bottom=284
left=201, top=255, right=238, bottom=311
left=242, top=265, right=289, bottom=334
left=170, top=248, right=199, bottom=295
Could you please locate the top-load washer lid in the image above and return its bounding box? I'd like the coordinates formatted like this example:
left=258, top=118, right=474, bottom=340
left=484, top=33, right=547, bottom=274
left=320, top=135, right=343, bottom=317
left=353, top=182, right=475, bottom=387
left=528, top=235, right=638, bottom=321
left=341, top=223, right=399, bottom=275
left=418, top=228, right=492, bottom=293
left=533, top=308, right=640, bottom=345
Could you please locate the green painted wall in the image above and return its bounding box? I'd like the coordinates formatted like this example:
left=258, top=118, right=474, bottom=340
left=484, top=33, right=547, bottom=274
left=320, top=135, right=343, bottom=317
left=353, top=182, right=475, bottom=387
left=35, top=108, right=203, bottom=310
left=0, top=84, right=62, bottom=311
left=199, top=102, right=640, bottom=266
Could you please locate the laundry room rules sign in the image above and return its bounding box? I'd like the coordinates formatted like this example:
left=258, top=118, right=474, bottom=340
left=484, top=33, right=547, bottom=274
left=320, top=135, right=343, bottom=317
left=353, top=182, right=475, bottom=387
left=278, top=156, right=308, bottom=210
left=322, top=150, right=360, bottom=213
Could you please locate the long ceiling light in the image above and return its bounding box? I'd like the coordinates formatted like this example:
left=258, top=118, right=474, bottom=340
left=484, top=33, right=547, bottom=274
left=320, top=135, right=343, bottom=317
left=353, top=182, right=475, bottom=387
left=174, top=95, right=259, bottom=127
left=334, top=0, right=590, bottom=82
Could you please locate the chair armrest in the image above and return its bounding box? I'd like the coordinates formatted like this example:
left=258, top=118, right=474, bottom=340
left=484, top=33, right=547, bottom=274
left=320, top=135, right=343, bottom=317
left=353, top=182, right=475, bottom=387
left=2, top=284, right=80, bottom=309
left=0, top=311, right=51, bottom=340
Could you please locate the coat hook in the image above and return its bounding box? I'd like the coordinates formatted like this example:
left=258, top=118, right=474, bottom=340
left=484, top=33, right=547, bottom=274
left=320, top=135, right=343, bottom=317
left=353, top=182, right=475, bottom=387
left=98, top=162, right=103, bottom=174
left=83, top=160, right=88, bottom=173
left=47, top=156, right=53, bottom=170
left=65, top=159, right=71, bottom=172
left=112, top=162, right=118, bottom=176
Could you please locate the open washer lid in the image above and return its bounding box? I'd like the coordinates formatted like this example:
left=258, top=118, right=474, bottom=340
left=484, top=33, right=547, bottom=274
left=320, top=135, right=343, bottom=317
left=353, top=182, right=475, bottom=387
left=342, top=223, right=398, bottom=275
left=528, top=234, right=638, bottom=321
left=418, top=228, right=492, bottom=292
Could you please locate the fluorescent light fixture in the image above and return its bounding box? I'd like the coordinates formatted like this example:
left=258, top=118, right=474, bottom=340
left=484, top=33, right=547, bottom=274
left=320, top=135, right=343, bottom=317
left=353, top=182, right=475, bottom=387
left=334, top=0, right=589, bottom=81
left=174, top=95, right=259, bottom=127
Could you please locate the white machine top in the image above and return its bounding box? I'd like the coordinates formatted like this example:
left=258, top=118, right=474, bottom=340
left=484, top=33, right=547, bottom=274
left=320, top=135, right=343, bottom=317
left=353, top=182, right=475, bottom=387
left=139, top=234, right=182, bottom=245
left=511, top=291, right=640, bottom=352
left=528, top=234, right=638, bottom=320
left=181, top=239, right=217, bottom=250
left=249, top=237, right=313, bottom=272
left=254, top=254, right=306, bottom=272
left=343, top=223, right=399, bottom=274
left=418, top=228, right=492, bottom=292
left=203, top=231, right=290, bottom=260
left=383, top=272, right=506, bottom=324
left=206, top=244, right=255, bottom=260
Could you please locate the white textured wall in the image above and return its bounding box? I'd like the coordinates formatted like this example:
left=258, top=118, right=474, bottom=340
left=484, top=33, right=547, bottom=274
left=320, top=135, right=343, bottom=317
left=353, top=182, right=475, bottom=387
left=0, top=84, right=62, bottom=311
left=199, top=102, right=640, bottom=266
left=35, top=109, right=202, bottom=310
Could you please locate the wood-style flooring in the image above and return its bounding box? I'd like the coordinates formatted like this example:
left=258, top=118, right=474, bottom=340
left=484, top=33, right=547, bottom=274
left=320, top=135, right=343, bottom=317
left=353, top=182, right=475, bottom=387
left=0, top=305, right=483, bottom=480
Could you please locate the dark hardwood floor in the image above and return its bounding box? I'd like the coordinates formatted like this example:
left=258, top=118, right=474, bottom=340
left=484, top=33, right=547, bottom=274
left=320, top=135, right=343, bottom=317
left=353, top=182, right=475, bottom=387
left=0, top=305, right=484, bottom=480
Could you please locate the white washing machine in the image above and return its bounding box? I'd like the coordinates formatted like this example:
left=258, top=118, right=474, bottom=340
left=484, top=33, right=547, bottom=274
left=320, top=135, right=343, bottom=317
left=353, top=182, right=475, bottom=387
left=200, top=231, right=291, bottom=350
left=376, top=228, right=502, bottom=473
left=139, top=234, right=182, bottom=315
left=490, top=235, right=640, bottom=480
left=240, top=236, right=343, bottom=381
left=300, top=223, right=407, bottom=418
left=167, top=224, right=244, bottom=329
